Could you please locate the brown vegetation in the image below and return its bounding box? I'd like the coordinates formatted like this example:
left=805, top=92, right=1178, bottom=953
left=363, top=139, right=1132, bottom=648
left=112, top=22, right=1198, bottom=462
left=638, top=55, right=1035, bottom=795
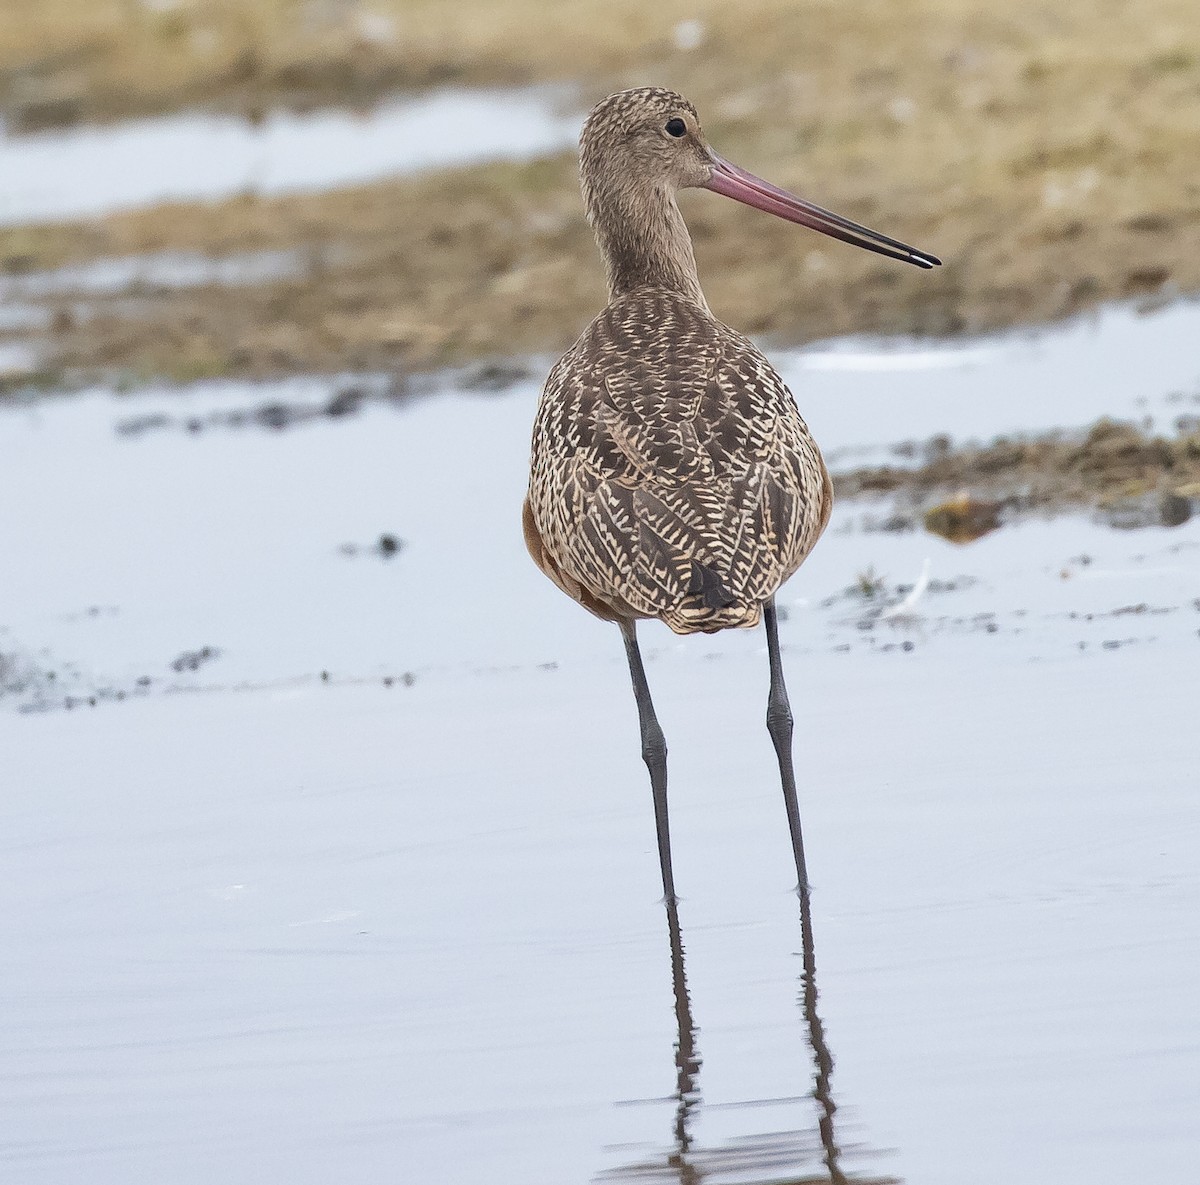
left=1, top=0, right=1199, bottom=385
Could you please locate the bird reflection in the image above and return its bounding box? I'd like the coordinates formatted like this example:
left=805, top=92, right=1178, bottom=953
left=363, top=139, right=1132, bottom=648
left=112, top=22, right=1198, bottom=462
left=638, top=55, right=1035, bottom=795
left=664, top=896, right=702, bottom=1184
left=600, top=883, right=859, bottom=1185
left=796, top=879, right=847, bottom=1185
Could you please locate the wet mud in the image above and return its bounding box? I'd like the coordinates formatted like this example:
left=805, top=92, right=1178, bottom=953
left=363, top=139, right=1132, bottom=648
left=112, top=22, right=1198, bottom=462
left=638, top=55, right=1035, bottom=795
left=107, top=363, right=525, bottom=437
left=834, top=417, right=1200, bottom=539
left=113, top=379, right=396, bottom=437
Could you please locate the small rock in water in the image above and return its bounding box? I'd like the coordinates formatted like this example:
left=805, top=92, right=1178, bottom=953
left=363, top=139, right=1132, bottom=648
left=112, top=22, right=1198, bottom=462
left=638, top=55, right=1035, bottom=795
left=339, top=533, right=405, bottom=559
left=923, top=493, right=1003, bottom=543
left=1159, top=491, right=1192, bottom=527
left=255, top=403, right=293, bottom=430
left=325, top=388, right=364, bottom=418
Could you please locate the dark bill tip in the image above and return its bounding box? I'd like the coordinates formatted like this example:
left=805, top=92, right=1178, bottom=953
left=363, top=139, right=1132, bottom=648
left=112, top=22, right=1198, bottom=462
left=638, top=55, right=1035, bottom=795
left=704, top=153, right=941, bottom=270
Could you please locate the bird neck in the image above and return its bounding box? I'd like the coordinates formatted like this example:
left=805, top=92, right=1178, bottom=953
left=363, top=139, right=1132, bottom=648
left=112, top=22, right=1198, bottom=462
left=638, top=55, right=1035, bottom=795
left=586, top=183, right=710, bottom=311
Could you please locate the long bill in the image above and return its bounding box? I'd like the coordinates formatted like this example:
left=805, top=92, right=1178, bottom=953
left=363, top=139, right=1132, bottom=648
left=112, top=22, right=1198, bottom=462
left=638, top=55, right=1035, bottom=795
left=704, top=152, right=941, bottom=269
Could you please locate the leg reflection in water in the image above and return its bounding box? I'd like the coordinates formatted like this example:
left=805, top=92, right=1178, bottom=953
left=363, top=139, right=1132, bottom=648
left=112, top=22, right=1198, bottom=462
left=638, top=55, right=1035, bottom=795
left=797, top=878, right=847, bottom=1185
left=601, top=883, right=854, bottom=1185
left=664, top=896, right=701, bottom=1185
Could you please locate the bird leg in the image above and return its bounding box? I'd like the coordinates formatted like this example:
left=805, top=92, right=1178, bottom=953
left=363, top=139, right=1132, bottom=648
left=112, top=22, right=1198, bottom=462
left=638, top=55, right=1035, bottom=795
left=763, top=597, right=810, bottom=890
left=620, top=618, right=678, bottom=907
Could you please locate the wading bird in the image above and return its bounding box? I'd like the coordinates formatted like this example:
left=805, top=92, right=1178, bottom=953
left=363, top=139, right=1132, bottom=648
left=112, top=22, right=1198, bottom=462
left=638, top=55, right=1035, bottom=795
left=524, top=88, right=939, bottom=903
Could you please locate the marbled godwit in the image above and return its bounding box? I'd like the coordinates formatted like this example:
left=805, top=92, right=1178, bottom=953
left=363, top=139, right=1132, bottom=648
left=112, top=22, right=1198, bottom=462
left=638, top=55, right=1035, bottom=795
left=524, top=88, right=939, bottom=903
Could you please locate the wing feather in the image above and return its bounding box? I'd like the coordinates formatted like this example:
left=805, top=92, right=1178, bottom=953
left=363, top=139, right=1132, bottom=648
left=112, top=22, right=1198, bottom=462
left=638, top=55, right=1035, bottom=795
left=527, top=289, right=831, bottom=631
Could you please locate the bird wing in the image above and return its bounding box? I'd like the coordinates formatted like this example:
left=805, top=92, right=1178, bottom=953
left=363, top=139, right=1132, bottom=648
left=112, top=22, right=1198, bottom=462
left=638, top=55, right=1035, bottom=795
left=527, top=290, right=831, bottom=632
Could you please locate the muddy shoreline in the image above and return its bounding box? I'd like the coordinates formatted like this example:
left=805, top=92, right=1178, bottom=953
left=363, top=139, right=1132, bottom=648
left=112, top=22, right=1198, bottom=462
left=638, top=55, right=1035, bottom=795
left=833, top=417, right=1200, bottom=538
left=0, top=147, right=1194, bottom=393
left=3, top=0, right=1199, bottom=392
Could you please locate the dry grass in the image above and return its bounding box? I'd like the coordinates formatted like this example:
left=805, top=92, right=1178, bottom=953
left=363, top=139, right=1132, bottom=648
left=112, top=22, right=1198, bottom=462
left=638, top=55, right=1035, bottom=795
left=1, top=0, right=748, bottom=127
left=4, top=0, right=1199, bottom=133
left=2, top=0, right=1200, bottom=383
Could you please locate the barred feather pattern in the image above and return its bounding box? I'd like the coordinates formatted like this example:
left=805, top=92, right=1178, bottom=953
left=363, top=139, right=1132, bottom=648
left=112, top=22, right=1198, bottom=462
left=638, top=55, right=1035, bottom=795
left=525, top=288, right=833, bottom=634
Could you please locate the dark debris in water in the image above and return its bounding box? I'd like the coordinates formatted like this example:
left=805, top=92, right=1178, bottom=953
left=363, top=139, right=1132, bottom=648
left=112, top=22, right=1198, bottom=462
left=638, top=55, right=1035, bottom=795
left=339, top=533, right=405, bottom=560
left=4, top=621, right=421, bottom=712
left=7, top=659, right=423, bottom=714
left=821, top=566, right=888, bottom=605
left=170, top=645, right=221, bottom=673
left=820, top=568, right=976, bottom=612
left=1067, top=603, right=1176, bottom=620
left=0, top=649, right=53, bottom=701
left=456, top=361, right=533, bottom=392
left=114, top=378, right=401, bottom=438
left=1, top=640, right=151, bottom=714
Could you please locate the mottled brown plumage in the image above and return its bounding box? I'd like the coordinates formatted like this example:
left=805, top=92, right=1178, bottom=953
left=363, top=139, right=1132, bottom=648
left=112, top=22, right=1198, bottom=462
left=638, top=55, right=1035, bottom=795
left=524, top=88, right=833, bottom=634
left=521, top=88, right=940, bottom=909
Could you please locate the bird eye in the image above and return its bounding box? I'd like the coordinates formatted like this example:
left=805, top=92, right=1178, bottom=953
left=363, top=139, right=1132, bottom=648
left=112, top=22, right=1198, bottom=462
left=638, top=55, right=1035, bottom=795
left=665, top=117, right=687, bottom=137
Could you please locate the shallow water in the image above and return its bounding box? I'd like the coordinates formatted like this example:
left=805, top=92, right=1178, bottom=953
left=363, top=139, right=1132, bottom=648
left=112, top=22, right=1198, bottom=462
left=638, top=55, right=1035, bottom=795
left=0, top=338, right=39, bottom=376
left=2, top=308, right=1199, bottom=1184
left=0, top=249, right=308, bottom=300
left=783, top=297, right=1200, bottom=464
left=0, top=86, right=582, bottom=226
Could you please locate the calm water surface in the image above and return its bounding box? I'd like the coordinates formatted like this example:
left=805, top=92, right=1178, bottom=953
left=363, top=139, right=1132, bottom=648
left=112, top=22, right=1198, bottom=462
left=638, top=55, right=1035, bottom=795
left=2, top=305, right=1199, bottom=1183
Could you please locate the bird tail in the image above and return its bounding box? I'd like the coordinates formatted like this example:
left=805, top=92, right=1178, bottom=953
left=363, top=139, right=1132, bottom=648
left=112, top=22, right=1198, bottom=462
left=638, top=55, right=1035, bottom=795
left=661, top=561, right=763, bottom=635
